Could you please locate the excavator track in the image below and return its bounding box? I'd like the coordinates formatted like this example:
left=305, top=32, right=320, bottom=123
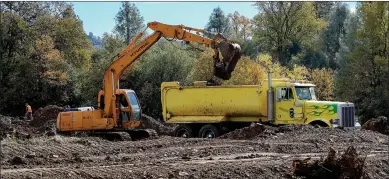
left=57, top=129, right=158, bottom=141
left=127, top=129, right=158, bottom=141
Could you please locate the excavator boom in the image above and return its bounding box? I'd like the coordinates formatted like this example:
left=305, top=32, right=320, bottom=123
left=102, top=21, right=242, bottom=119
left=56, top=21, right=241, bottom=141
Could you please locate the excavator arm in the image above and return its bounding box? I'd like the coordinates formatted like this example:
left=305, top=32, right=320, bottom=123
left=101, top=21, right=242, bottom=119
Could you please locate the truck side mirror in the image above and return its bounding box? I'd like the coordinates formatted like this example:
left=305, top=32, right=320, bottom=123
left=294, top=102, right=303, bottom=107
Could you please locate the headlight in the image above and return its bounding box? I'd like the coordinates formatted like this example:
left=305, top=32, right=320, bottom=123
left=330, top=119, right=339, bottom=124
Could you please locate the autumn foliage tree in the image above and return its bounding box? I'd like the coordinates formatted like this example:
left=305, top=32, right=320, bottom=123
left=0, top=2, right=91, bottom=115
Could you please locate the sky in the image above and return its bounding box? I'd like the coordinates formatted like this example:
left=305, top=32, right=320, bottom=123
left=71, top=2, right=357, bottom=37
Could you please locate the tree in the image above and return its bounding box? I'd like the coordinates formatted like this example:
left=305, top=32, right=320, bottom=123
left=123, top=40, right=199, bottom=118
left=323, top=3, right=348, bottom=69
left=114, top=2, right=144, bottom=44
left=227, top=11, right=251, bottom=40
left=0, top=2, right=93, bottom=115
left=314, top=1, right=335, bottom=20
left=335, top=2, right=389, bottom=123
left=55, top=6, right=92, bottom=70
left=252, top=2, right=326, bottom=66
left=205, top=6, right=230, bottom=35
left=88, top=32, right=103, bottom=48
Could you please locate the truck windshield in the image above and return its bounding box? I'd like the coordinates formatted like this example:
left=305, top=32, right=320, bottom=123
left=295, top=87, right=317, bottom=100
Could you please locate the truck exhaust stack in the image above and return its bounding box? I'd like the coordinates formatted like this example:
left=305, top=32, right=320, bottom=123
left=267, top=72, right=274, bottom=123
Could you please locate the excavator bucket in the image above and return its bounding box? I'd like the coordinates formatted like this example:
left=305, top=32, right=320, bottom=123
left=212, top=41, right=242, bottom=81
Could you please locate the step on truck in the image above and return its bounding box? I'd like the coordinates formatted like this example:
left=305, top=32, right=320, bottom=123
left=162, top=77, right=359, bottom=138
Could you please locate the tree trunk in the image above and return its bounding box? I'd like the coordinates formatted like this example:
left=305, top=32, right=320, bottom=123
left=386, top=3, right=389, bottom=116
left=125, top=6, right=130, bottom=44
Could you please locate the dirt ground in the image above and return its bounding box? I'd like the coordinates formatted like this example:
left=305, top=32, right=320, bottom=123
left=1, top=113, right=389, bottom=179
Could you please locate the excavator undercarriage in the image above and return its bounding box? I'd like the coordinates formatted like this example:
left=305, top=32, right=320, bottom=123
left=58, top=129, right=158, bottom=141
left=89, top=129, right=158, bottom=141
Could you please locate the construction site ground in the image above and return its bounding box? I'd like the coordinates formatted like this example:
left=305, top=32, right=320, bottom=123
left=1, top=111, right=389, bottom=179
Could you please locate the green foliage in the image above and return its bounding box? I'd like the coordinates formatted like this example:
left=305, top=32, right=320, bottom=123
left=224, top=56, right=265, bottom=85
left=256, top=54, right=334, bottom=100
left=123, top=40, right=199, bottom=118
left=205, top=6, right=230, bottom=35
left=335, top=2, right=389, bottom=123
left=185, top=48, right=215, bottom=82
left=0, top=2, right=91, bottom=115
left=80, top=34, right=126, bottom=105
left=88, top=32, right=103, bottom=48
left=313, top=1, right=335, bottom=20
left=322, top=3, right=348, bottom=69
left=114, top=2, right=144, bottom=44
left=252, top=2, right=326, bottom=66
left=310, top=68, right=334, bottom=101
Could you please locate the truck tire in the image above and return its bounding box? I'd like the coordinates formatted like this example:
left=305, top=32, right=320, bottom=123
left=199, top=124, right=219, bottom=138
left=174, top=124, right=193, bottom=138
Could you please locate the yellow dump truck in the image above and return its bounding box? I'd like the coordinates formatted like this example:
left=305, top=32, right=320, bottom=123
left=162, top=78, right=357, bottom=138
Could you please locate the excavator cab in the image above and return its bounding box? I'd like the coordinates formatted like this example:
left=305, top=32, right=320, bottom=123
left=98, top=89, right=142, bottom=128
left=118, top=90, right=141, bottom=124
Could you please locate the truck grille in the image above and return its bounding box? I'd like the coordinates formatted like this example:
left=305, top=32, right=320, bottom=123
left=339, top=105, right=355, bottom=127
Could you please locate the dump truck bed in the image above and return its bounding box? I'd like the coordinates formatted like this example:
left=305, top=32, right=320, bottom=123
left=161, top=82, right=268, bottom=123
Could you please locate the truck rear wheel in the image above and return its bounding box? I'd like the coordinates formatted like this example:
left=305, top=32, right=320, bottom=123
left=174, top=124, right=193, bottom=138
left=199, top=124, right=219, bottom=138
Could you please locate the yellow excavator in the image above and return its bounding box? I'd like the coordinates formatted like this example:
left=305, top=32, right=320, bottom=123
left=56, top=21, right=242, bottom=140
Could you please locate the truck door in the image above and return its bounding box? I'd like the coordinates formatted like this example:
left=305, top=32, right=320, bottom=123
left=275, top=87, right=296, bottom=123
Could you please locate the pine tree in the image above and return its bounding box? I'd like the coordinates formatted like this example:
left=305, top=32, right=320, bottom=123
left=114, top=2, right=144, bottom=44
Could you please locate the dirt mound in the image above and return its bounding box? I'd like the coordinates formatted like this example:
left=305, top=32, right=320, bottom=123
left=29, top=105, right=63, bottom=127
left=274, top=124, right=316, bottom=133
left=362, top=116, right=389, bottom=135
left=218, top=123, right=268, bottom=140
left=293, top=146, right=366, bottom=179
left=140, top=114, right=177, bottom=135
left=0, top=115, right=12, bottom=130
left=0, top=115, right=14, bottom=140
left=8, top=156, right=27, bottom=165
left=32, top=107, right=43, bottom=118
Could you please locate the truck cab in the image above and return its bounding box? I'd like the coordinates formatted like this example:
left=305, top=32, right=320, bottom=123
left=270, top=79, right=357, bottom=128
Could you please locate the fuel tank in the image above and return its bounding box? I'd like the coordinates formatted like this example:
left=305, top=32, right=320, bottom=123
left=161, top=82, right=268, bottom=122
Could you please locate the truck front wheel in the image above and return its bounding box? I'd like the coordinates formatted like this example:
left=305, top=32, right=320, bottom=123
left=174, top=124, right=193, bottom=138
left=199, top=124, right=219, bottom=138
